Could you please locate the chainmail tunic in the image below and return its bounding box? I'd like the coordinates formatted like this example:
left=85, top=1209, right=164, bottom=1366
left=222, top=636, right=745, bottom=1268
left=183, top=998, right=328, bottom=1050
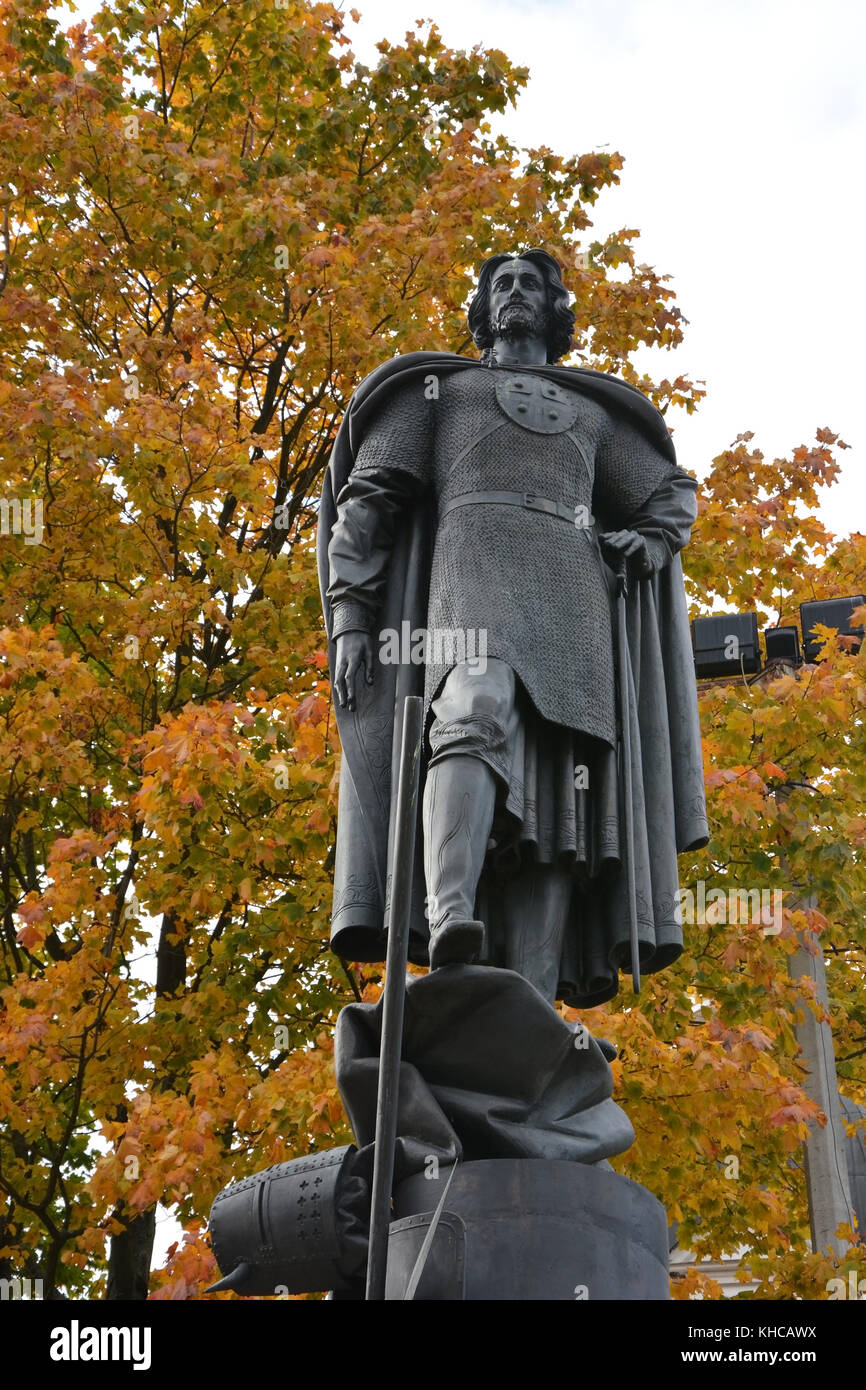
left=328, top=364, right=680, bottom=747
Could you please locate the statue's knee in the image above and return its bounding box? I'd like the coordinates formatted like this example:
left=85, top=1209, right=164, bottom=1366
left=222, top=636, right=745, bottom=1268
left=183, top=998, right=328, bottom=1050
left=428, top=659, right=516, bottom=772
left=428, top=714, right=508, bottom=764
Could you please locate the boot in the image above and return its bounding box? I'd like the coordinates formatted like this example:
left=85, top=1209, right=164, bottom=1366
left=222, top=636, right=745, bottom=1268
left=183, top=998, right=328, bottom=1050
left=423, top=755, right=496, bottom=969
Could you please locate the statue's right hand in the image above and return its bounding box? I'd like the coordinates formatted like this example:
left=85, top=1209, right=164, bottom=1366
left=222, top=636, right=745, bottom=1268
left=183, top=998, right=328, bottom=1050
left=334, top=631, right=375, bottom=711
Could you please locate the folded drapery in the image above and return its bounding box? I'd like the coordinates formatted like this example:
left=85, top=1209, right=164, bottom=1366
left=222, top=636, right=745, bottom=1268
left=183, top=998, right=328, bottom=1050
left=335, top=964, right=635, bottom=1182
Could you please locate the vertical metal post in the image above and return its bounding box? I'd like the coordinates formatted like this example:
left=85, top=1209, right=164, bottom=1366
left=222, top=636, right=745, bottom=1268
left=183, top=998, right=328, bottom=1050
left=741, top=679, right=855, bottom=1255
left=365, top=695, right=424, bottom=1301
left=788, top=901, right=856, bottom=1255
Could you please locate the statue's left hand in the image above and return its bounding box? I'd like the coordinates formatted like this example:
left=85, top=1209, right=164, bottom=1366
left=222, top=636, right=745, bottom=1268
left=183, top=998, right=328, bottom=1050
left=598, top=529, right=651, bottom=577
left=333, top=630, right=375, bottom=711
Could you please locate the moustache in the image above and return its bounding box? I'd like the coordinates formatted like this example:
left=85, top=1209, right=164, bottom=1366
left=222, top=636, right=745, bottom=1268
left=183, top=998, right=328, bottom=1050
left=499, top=299, right=534, bottom=318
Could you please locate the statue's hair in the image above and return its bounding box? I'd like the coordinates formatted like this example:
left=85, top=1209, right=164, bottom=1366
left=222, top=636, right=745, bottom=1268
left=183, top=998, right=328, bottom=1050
left=467, top=249, right=575, bottom=364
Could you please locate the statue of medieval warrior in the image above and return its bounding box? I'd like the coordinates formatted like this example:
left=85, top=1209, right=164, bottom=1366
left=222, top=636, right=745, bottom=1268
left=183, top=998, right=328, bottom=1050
left=317, top=250, right=708, bottom=1008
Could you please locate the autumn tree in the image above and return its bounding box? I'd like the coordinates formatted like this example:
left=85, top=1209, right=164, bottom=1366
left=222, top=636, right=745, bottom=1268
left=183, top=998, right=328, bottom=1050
left=0, top=0, right=704, bottom=1299
left=576, top=432, right=866, bottom=1299
left=3, top=0, right=862, bottom=1304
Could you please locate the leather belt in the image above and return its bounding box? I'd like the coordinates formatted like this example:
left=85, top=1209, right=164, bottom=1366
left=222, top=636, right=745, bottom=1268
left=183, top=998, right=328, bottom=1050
left=439, top=490, right=587, bottom=526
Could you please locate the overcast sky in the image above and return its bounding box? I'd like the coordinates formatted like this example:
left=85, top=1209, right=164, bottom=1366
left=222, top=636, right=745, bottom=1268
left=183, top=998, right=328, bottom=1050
left=349, top=0, right=865, bottom=540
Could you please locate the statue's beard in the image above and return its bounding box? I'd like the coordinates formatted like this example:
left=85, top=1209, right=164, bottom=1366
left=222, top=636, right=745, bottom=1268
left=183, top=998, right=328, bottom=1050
left=491, top=300, right=547, bottom=343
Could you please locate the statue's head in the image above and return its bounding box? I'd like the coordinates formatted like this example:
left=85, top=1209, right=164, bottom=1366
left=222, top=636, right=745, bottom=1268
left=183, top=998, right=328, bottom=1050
left=468, top=249, right=575, bottom=364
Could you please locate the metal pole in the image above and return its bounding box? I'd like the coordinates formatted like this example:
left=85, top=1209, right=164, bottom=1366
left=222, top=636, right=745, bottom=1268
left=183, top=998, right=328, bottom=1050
left=365, top=694, right=424, bottom=1301
left=774, top=765, right=855, bottom=1254
left=616, top=562, right=641, bottom=994
left=717, top=670, right=856, bottom=1256
left=788, top=920, right=856, bottom=1256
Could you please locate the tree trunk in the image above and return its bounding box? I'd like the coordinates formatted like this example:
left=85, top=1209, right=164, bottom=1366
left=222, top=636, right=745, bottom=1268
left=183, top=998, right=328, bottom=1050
left=106, top=1206, right=156, bottom=1300
left=106, top=911, right=188, bottom=1298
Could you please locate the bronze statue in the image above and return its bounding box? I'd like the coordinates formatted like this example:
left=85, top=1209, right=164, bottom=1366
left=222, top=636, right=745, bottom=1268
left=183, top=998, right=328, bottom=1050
left=207, top=252, right=710, bottom=1300
left=318, top=250, right=707, bottom=1008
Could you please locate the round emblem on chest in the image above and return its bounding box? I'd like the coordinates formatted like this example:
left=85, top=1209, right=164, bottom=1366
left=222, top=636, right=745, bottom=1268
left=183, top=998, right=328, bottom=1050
left=494, top=372, right=580, bottom=435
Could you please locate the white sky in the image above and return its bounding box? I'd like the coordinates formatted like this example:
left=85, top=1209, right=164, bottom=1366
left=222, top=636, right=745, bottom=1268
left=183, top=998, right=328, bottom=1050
left=49, top=0, right=865, bottom=534
left=349, top=0, right=866, bottom=539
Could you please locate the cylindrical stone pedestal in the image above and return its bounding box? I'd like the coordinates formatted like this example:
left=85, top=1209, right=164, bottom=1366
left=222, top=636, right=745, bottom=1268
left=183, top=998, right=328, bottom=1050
left=385, top=1159, right=669, bottom=1301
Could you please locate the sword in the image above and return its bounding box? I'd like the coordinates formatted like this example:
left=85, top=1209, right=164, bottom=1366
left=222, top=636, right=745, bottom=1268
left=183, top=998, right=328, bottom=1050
left=615, top=556, right=641, bottom=995
left=365, top=694, right=424, bottom=1300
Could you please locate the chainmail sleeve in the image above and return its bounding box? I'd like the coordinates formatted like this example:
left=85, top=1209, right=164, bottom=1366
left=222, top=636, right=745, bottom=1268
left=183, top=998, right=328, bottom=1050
left=593, top=412, right=679, bottom=521
left=327, top=381, right=432, bottom=637
left=351, top=378, right=433, bottom=483
left=593, top=411, right=697, bottom=574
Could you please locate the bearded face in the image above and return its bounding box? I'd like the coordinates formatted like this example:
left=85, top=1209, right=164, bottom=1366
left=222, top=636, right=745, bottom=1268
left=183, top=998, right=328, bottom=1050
left=491, top=298, right=547, bottom=341
left=486, top=258, right=550, bottom=346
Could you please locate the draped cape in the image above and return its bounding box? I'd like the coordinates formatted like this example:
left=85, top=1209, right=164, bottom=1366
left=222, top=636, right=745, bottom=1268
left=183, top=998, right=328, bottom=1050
left=317, top=352, right=708, bottom=1005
